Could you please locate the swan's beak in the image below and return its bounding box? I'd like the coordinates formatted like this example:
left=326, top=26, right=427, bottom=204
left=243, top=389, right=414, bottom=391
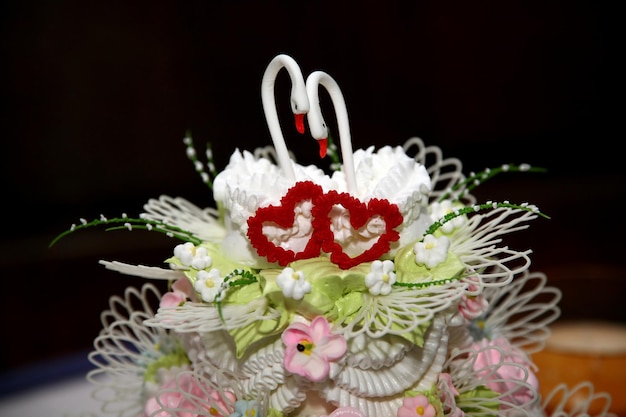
left=318, top=138, right=328, bottom=158
left=294, top=113, right=305, bottom=134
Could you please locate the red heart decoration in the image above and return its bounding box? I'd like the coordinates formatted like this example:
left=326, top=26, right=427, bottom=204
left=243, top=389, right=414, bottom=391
left=312, top=190, right=403, bottom=269
left=247, top=181, right=324, bottom=266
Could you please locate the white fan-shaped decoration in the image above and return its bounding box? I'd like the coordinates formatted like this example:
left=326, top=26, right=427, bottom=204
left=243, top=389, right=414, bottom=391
left=402, top=136, right=471, bottom=204
left=483, top=270, right=562, bottom=355
left=449, top=207, right=538, bottom=286
left=191, top=330, right=239, bottom=372
left=87, top=284, right=168, bottom=417
left=543, top=382, right=616, bottom=417
left=99, top=260, right=185, bottom=280
left=142, top=195, right=226, bottom=243
left=337, top=282, right=464, bottom=340
left=147, top=297, right=282, bottom=333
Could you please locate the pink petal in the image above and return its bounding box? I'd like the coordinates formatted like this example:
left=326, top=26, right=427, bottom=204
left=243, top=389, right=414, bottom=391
left=309, top=316, right=332, bottom=342
left=315, top=333, right=347, bottom=360
left=303, top=354, right=330, bottom=381
left=282, top=325, right=312, bottom=346
left=172, top=277, right=194, bottom=297
left=160, top=291, right=184, bottom=308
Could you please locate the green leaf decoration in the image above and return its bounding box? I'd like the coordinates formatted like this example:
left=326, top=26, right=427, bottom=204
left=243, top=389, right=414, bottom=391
left=229, top=317, right=287, bottom=359
left=457, top=385, right=500, bottom=415
left=267, top=408, right=283, bottom=417
left=143, top=345, right=190, bottom=383
left=222, top=283, right=288, bottom=358
left=394, top=242, right=465, bottom=284
left=333, top=291, right=364, bottom=321
left=260, top=256, right=370, bottom=319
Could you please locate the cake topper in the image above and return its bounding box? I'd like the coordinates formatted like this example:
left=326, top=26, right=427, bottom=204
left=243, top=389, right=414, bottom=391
left=49, top=54, right=616, bottom=417
left=305, top=70, right=356, bottom=193
left=261, top=54, right=310, bottom=181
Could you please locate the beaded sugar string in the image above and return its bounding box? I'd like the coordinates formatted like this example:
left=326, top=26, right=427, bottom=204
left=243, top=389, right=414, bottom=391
left=439, top=163, right=548, bottom=203
left=49, top=213, right=201, bottom=248
left=183, top=131, right=218, bottom=190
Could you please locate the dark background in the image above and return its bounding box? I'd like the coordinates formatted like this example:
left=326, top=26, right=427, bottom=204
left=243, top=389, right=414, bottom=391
left=1, top=0, right=623, bottom=385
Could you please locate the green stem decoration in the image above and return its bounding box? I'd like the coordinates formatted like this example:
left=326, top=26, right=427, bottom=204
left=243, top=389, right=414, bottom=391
left=49, top=216, right=201, bottom=248
left=183, top=131, right=218, bottom=191
left=424, top=201, right=550, bottom=238
left=440, top=163, right=547, bottom=203
left=215, top=269, right=259, bottom=323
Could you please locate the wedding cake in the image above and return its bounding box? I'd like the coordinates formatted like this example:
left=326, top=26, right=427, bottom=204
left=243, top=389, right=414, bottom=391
left=52, top=54, right=615, bottom=417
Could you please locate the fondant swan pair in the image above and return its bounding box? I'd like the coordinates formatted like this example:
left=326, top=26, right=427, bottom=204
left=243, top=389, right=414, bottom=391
left=213, top=54, right=433, bottom=268
left=261, top=53, right=357, bottom=194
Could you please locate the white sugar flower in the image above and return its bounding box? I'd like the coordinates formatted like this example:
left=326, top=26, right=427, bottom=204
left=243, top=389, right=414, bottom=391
left=194, top=268, right=225, bottom=302
left=276, top=267, right=311, bottom=300
left=174, top=242, right=212, bottom=270
left=430, top=200, right=467, bottom=233
left=414, top=234, right=450, bottom=268
left=365, top=260, right=396, bottom=295
left=337, top=145, right=433, bottom=251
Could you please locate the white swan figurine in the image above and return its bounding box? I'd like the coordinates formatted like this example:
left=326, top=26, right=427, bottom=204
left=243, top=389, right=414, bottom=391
left=305, top=70, right=357, bottom=195
left=261, top=54, right=310, bottom=181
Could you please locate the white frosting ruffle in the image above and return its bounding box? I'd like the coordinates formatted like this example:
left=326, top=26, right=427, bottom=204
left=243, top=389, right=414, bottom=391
left=212, top=146, right=433, bottom=267
left=343, top=145, right=433, bottom=252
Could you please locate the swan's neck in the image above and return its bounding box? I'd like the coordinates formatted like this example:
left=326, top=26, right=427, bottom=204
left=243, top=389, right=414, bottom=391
left=260, top=55, right=308, bottom=181
left=306, top=71, right=357, bottom=194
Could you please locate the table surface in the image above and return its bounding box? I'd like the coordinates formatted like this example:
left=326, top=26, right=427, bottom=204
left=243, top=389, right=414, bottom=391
left=0, top=351, right=102, bottom=417
left=0, top=374, right=101, bottom=417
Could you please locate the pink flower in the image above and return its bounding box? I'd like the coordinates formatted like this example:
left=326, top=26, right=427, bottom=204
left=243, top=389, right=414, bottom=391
left=437, top=373, right=465, bottom=417
left=144, top=373, right=235, bottom=417
left=458, top=282, right=488, bottom=321
left=471, top=337, right=539, bottom=406
left=282, top=316, right=347, bottom=382
left=322, top=407, right=367, bottom=417
left=160, top=277, right=197, bottom=308
left=397, top=395, right=436, bottom=417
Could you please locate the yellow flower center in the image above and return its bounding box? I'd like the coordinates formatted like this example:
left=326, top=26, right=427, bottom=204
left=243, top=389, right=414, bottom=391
left=416, top=405, right=425, bottom=415
left=296, top=340, right=315, bottom=355
left=382, top=273, right=389, bottom=283
left=205, top=279, right=215, bottom=288
left=425, top=242, right=435, bottom=249
left=291, top=272, right=300, bottom=280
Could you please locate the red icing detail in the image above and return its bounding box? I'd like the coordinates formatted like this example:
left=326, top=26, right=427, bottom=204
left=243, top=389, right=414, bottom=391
left=294, top=113, right=306, bottom=134
left=247, top=181, right=324, bottom=266
left=318, top=138, right=328, bottom=158
left=312, top=191, right=403, bottom=269
left=247, top=182, right=403, bottom=269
